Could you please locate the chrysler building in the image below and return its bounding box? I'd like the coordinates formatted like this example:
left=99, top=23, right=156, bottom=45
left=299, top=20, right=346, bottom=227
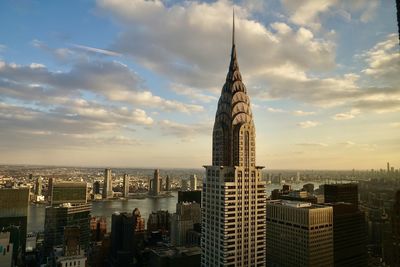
left=201, top=11, right=267, bottom=267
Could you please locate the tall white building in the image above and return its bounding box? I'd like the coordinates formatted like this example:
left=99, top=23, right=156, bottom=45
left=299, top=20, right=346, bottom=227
left=201, top=12, right=267, bottom=267
left=190, top=174, right=197, bottom=190
left=123, top=173, right=129, bottom=197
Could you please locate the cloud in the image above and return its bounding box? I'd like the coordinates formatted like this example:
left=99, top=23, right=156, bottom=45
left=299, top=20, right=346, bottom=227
left=0, top=59, right=203, bottom=113
left=292, top=110, right=315, bottom=116
left=332, top=108, right=360, bottom=120
left=70, top=43, right=122, bottom=57
left=267, top=107, right=285, bottom=113
left=280, top=0, right=380, bottom=30
left=96, top=0, right=336, bottom=93
left=159, top=119, right=211, bottom=141
left=361, top=33, right=399, bottom=86
left=296, top=142, right=328, bottom=147
left=297, top=120, right=319, bottom=128
left=390, top=122, right=400, bottom=128
left=170, top=83, right=217, bottom=104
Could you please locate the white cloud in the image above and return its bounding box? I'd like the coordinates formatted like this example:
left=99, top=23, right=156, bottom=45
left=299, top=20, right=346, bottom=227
left=292, top=110, right=315, bottom=116
left=70, top=43, right=122, bottom=57
left=296, top=142, right=328, bottom=147
left=297, top=120, right=320, bottom=128
left=332, top=109, right=360, bottom=120
left=159, top=119, right=211, bottom=141
left=267, top=107, right=285, bottom=113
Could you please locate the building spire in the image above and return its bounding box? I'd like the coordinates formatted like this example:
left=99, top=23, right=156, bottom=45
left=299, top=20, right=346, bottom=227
left=232, top=8, right=235, bottom=46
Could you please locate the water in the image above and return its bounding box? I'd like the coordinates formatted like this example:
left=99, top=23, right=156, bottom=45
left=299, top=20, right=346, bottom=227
left=28, top=192, right=179, bottom=232
left=27, top=183, right=319, bottom=232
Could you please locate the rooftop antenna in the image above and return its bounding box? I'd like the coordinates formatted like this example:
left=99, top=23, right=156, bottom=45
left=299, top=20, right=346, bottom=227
left=232, top=8, right=235, bottom=46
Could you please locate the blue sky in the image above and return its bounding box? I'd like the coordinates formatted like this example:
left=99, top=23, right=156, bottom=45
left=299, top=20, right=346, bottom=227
left=0, top=0, right=399, bottom=169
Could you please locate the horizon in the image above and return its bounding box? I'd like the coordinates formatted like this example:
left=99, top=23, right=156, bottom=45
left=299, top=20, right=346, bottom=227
left=0, top=0, right=399, bottom=169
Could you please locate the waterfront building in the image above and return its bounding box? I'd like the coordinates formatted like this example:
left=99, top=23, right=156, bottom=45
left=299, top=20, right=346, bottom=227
left=44, top=203, right=91, bottom=254
left=165, top=175, right=171, bottom=191
left=190, top=174, right=197, bottom=191
left=266, top=200, right=333, bottom=267
left=50, top=181, right=87, bottom=206
left=149, top=169, right=162, bottom=196
left=102, top=168, right=113, bottom=199
left=324, top=183, right=358, bottom=207
left=34, top=176, right=43, bottom=196
left=123, top=174, right=130, bottom=198
left=132, top=208, right=145, bottom=232
left=93, top=181, right=101, bottom=195
left=201, top=13, right=267, bottom=266
left=0, top=188, right=29, bottom=262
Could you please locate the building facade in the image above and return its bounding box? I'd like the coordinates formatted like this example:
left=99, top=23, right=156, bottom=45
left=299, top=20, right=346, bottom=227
left=201, top=14, right=267, bottom=266
left=50, top=181, right=88, bottom=206
left=266, top=200, right=334, bottom=267
left=44, top=203, right=91, bottom=254
left=0, top=188, right=29, bottom=263
left=123, top=174, right=129, bottom=198
left=103, top=168, right=113, bottom=199
left=324, top=184, right=358, bottom=207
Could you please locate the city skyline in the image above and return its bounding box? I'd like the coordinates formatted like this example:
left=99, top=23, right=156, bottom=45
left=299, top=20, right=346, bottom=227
left=0, top=0, right=399, bottom=169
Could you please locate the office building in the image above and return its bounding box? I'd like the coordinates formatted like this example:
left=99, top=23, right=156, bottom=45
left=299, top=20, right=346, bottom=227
left=93, top=181, right=101, bottom=195
left=165, top=175, right=171, bottom=191
left=171, top=202, right=201, bottom=246
left=54, top=226, right=87, bottom=267
left=0, top=232, right=13, bottom=267
left=35, top=176, right=43, bottom=196
left=190, top=174, right=197, bottom=191
left=50, top=181, right=87, bottom=206
left=44, top=203, right=91, bottom=254
left=266, top=200, right=333, bottom=267
left=123, top=174, right=129, bottom=198
left=149, top=169, right=162, bottom=196
left=147, top=210, right=170, bottom=234
left=178, top=190, right=201, bottom=204
left=387, top=190, right=400, bottom=266
left=103, top=168, right=113, bottom=199
left=90, top=217, right=107, bottom=242
left=110, top=209, right=145, bottom=267
left=148, top=246, right=201, bottom=267
left=132, top=208, right=145, bottom=232
left=326, top=203, right=367, bottom=267
left=0, top=188, right=29, bottom=262
left=324, top=183, right=358, bottom=207
left=202, top=13, right=267, bottom=266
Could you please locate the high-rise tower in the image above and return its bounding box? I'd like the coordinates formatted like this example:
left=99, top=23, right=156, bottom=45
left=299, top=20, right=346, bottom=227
left=201, top=11, right=267, bottom=267
left=103, top=168, right=113, bottom=199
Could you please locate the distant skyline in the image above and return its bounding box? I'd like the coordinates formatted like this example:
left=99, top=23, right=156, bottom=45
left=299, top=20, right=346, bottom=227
left=0, top=0, right=399, bottom=169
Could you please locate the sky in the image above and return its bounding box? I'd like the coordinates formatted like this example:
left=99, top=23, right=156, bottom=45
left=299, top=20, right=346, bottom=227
left=0, top=0, right=399, bottom=170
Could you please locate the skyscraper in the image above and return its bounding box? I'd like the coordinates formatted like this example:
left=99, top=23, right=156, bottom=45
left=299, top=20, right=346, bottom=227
left=50, top=181, right=87, bottom=206
left=165, top=175, right=171, bottom=191
left=324, top=183, right=358, bottom=207
left=266, top=200, right=334, bottom=267
left=103, top=168, right=113, bottom=199
left=201, top=12, right=267, bottom=266
left=123, top=174, right=129, bottom=198
left=150, top=169, right=162, bottom=196
left=35, top=176, right=43, bottom=196
left=0, top=188, right=29, bottom=263
left=44, top=203, right=91, bottom=255
left=190, top=174, right=197, bottom=190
